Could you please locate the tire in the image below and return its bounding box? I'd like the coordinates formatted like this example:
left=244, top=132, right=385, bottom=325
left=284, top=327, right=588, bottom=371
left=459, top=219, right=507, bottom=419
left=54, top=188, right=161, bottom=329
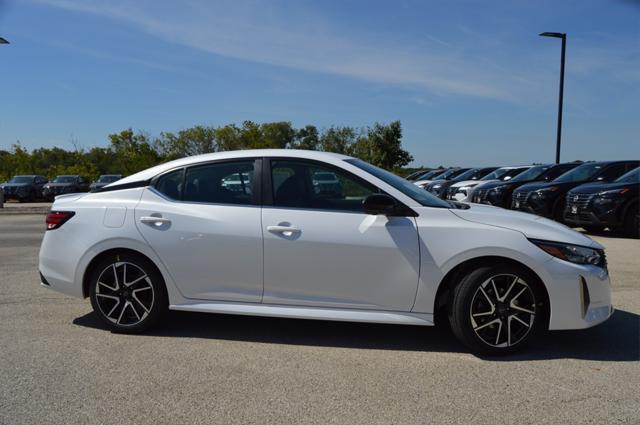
left=449, top=264, right=547, bottom=355
left=582, top=225, right=605, bottom=233
left=89, top=251, right=167, bottom=333
left=552, top=199, right=565, bottom=223
left=623, top=203, right=640, bottom=239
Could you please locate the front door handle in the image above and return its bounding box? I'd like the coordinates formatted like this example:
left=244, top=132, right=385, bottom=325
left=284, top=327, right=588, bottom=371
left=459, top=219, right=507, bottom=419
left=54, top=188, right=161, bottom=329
left=267, top=225, right=301, bottom=236
left=140, top=216, right=171, bottom=227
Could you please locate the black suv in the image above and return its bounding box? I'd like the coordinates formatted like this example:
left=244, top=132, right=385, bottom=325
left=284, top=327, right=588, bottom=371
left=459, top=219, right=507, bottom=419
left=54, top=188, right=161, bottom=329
left=426, top=167, right=498, bottom=199
left=90, top=174, right=123, bottom=191
left=511, top=160, right=640, bottom=222
left=42, top=175, right=90, bottom=200
left=407, top=168, right=446, bottom=182
left=472, top=162, right=580, bottom=208
left=564, top=167, right=639, bottom=237
left=0, top=175, right=48, bottom=202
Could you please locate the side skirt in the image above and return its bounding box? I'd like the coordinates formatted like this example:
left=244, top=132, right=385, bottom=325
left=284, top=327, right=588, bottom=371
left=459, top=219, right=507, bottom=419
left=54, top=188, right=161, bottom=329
left=170, top=301, right=434, bottom=326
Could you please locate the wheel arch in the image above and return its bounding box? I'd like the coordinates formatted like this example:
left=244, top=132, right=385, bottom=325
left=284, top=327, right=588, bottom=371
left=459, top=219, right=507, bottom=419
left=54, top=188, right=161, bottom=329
left=433, top=255, right=550, bottom=328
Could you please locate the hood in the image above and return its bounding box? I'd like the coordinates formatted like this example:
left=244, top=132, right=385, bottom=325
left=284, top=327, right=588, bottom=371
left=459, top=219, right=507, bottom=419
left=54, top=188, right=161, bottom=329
left=513, top=180, right=588, bottom=194
left=449, top=203, right=602, bottom=249
left=569, top=181, right=636, bottom=195
left=451, top=180, right=487, bottom=189
left=480, top=179, right=532, bottom=192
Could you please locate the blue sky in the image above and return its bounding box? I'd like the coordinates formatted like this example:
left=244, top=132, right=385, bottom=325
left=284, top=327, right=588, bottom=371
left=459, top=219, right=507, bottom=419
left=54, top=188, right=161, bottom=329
left=0, top=0, right=638, bottom=166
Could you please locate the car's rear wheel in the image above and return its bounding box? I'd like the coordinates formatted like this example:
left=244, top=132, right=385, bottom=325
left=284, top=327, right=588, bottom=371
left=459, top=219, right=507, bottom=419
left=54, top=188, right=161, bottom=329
left=582, top=225, right=605, bottom=233
left=449, top=264, right=546, bottom=355
left=89, top=252, right=167, bottom=333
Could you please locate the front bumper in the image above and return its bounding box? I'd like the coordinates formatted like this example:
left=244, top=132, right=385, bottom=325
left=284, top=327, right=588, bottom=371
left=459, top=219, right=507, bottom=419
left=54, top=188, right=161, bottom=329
left=542, top=257, right=613, bottom=330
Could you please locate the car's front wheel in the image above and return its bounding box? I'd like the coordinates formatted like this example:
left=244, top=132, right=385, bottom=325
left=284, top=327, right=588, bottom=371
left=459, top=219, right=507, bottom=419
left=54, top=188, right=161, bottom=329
left=449, top=264, right=546, bottom=355
left=89, top=252, right=167, bottom=333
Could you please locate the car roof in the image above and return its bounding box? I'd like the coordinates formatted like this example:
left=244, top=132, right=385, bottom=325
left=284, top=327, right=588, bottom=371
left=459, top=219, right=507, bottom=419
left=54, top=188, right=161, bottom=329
left=114, top=149, right=353, bottom=186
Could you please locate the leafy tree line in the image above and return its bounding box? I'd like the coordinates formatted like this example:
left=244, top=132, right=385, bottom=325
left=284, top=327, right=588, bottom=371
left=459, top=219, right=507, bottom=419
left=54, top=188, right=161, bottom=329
left=0, top=120, right=414, bottom=182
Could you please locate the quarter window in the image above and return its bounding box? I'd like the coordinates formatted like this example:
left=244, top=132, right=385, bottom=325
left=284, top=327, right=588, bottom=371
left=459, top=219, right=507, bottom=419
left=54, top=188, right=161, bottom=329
left=183, top=161, right=255, bottom=205
left=155, top=169, right=184, bottom=200
left=271, top=160, right=378, bottom=212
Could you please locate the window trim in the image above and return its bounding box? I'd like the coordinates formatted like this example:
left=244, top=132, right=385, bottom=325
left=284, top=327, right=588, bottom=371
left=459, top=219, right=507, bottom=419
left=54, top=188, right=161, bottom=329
left=261, top=157, right=415, bottom=215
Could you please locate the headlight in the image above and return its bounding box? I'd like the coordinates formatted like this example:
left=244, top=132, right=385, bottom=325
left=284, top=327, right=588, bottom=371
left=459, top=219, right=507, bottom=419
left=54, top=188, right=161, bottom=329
left=529, top=239, right=605, bottom=267
left=597, top=189, right=629, bottom=197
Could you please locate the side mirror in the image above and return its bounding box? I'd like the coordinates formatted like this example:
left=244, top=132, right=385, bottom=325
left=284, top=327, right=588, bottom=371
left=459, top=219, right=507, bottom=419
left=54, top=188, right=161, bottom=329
left=363, top=194, right=399, bottom=216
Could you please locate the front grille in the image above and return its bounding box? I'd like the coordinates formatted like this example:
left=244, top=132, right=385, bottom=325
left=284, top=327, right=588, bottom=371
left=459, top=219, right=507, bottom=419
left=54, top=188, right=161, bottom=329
left=473, top=189, right=487, bottom=203
left=566, top=193, right=593, bottom=209
left=511, top=191, right=531, bottom=208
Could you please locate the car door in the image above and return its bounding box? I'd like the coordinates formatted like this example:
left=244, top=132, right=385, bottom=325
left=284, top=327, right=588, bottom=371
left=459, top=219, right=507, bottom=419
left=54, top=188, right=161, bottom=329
left=135, top=159, right=263, bottom=302
left=262, top=158, right=420, bottom=311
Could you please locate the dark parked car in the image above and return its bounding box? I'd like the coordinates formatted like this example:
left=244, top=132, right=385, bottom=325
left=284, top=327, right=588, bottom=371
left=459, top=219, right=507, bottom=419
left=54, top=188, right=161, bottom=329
left=425, top=167, right=497, bottom=199
left=564, top=167, right=639, bottom=237
left=0, top=175, right=48, bottom=202
left=472, top=162, right=580, bottom=208
left=89, top=174, right=123, bottom=191
left=511, top=160, right=640, bottom=222
left=406, top=168, right=445, bottom=181
left=414, top=168, right=469, bottom=189
left=42, top=175, right=90, bottom=200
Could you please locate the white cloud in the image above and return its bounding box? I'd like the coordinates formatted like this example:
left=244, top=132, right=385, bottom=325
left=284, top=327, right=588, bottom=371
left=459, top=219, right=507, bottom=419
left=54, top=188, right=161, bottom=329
left=29, top=0, right=639, bottom=105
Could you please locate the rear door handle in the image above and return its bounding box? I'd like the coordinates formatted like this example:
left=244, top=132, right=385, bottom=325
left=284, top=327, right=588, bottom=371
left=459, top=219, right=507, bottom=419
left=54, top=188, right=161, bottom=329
left=267, top=225, right=301, bottom=236
left=140, top=216, right=171, bottom=227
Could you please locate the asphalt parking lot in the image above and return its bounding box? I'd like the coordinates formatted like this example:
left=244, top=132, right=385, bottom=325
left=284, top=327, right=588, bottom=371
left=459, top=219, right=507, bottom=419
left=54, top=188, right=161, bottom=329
left=0, top=214, right=638, bottom=425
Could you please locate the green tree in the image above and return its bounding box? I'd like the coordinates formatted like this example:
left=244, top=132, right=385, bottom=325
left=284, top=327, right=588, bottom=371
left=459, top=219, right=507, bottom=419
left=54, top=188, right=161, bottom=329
left=108, top=129, right=160, bottom=175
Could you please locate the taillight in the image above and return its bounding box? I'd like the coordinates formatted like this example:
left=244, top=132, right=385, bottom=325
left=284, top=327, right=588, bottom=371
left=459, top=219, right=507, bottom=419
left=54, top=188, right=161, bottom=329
left=46, top=211, right=75, bottom=230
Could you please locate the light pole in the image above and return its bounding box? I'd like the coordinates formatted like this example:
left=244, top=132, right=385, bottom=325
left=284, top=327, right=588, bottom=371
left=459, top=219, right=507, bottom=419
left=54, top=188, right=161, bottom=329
left=539, top=32, right=566, bottom=164
left=0, top=37, right=9, bottom=44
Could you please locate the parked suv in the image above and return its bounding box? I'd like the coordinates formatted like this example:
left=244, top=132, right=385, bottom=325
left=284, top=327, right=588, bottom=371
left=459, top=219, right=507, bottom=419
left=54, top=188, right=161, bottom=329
left=564, top=167, right=639, bottom=237
left=42, top=175, right=90, bottom=200
left=414, top=168, right=469, bottom=189
left=511, top=161, right=640, bottom=221
left=90, top=174, right=123, bottom=191
left=447, top=166, right=530, bottom=202
left=425, top=167, right=498, bottom=199
left=0, top=175, right=48, bottom=202
left=473, top=162, right=580, bottom=208
left=406, top=168, right=446, bottom=182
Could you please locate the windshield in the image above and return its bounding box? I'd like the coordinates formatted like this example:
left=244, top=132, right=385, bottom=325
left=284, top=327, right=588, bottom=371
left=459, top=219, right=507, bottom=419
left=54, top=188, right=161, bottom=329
left=415, top=169, right=445, bottom=181
left=98, top=175, right=120, bottom=183
left=8, top=176, right=33, bottom=184
left=616, top=167, right=639, bottom=183
left=481, top=168, right=509, bottom=181
left=53, top=176, right=77, bottom=183
left=445, top=168, right=471, bottom=180
left=453, top=167, right=496, bottom=182
left=510, top=165, right=550, bottom=182
left=553, top=163, right=604, bottom=183
left=346, top=159, right=451, bottom=208
left=432, top=168, right=459, bottom=180
left=313, top=172, right=337, bottom=181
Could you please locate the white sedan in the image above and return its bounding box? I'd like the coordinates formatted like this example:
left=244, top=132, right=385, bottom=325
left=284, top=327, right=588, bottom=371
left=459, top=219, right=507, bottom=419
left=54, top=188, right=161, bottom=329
left=39, top=150, right=612, bottom=354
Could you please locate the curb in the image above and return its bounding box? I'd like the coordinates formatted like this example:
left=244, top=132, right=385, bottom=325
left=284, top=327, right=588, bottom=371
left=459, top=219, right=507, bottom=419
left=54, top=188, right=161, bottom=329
left=0, top=207, right=51, bottom=215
